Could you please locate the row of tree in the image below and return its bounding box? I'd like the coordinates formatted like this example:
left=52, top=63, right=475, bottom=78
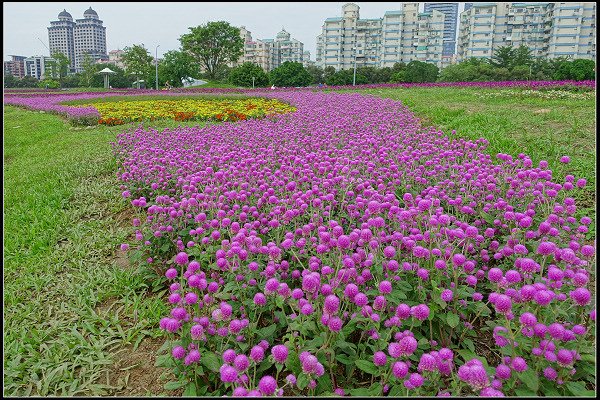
left=4, top=21, right=596, bottom=89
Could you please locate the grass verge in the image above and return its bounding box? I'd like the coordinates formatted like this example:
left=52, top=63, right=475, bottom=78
left=3, top=106, right=205, bottom=396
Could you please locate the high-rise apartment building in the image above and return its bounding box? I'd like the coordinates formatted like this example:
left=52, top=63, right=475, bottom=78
left=464, top=3, right=474, bottom=12
left=316, top=3, right=445, bottom=71
left=48, top=9, right=76, bottom=71
left=424, top=3, right=459, bottom=57
left=24, top=55, right=56, bottom=80
left=458, top=2, right=596, bottom=61
left=4, top=55, right=27, bottom=78
left=48, top=7, right=107, bottom=73
left=232, top=27, right=304, bottom=72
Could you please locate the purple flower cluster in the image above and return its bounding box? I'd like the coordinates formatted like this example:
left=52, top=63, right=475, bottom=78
left=108, top=89, right=595, bottom=396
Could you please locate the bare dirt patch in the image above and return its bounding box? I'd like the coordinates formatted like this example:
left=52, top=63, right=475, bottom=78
left=533, top=108, right=551, bottom=114
left=108, top=336, right=182, bottom=396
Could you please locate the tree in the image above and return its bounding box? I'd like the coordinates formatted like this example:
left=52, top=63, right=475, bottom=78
left=228, top=62, right=269, bottom=87
left=491, top=45, right=515, bottom=69
left=374, top=67, right=393, bottom=83
left=323, top=66, right=336, bottom=83
left=403, top=61, right=439, bottom=83
left=569, top=59, right=595, bottom=81
left=269, top=62, right=312, bottom=87
left=90, top=63, right=135, bottom=88
left=305, top=65, right=324, bottom=85
left=79, top=53, right=97, bottom=87
left=180, top=21, right=244, bottom=80
left=51, top=52, right=71, bottom=86
left=325, top=69, right=367, bottom=86
left=512, top=45, right=533, bottom=68
left=122, top=44, right=154, bottom=88
left=157, top=49, right=200, bottom=88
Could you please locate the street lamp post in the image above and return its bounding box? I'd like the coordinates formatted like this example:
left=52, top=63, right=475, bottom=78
left=353, top=47, right=357, bottom=86
left=155, top=44, right=160, bottom=90
left=252, top=76, right=255, bottom=89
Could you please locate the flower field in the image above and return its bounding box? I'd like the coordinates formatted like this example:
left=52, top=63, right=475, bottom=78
left=111, top=89, right=596, bottom=397
left=80, top=98, right=296, bottom=125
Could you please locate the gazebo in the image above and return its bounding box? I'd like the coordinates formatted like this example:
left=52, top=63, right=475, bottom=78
left=97, top=67, right=116, bottom=89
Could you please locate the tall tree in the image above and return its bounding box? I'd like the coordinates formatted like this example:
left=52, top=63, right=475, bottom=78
left=50, top=52, right=70, bottom=86
left=122, top=44, right=154, bottom=88
left=180, top=21, right=244, bottom=80
left=158, top=50, right=201, bottom=87
left=79, top=53, right=97, bottom=87
left=305, top=64, right=324, bottom=84
left=228, top=62, right=269, bottom=87
left=512, top=45, right=533, bottom=68
left=491, top=45, right=515, bottom=69
left=269, top=62, right=312, bottom=87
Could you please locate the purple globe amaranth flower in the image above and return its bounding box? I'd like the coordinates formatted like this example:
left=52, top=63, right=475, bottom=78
left=258, top=375, right=277, bottom=395
left=511, top=357, right=528, bottom=372
left=570, top=287, right=591, bottom=306
left=223, top=349, right=237, bottom=364
left=441, top=289, right=453, bottom=302
left=411, top=304, right=430, bottom=320
left=234, top=354, right=250, bottom=371
left=271, top=345, right=288, bottom=364
left=324, top=294, right=340, bottom=314
left=175, top=251, right=189, bottom=265
left=165, top=268, right=178, bottom=279
left=373, top=351, right=388, bottom=366
left=250, top=345, right=265, bottom=362
left=220, top=365, right=238, bottom=383
left=172, top=345, right=186, bottom=359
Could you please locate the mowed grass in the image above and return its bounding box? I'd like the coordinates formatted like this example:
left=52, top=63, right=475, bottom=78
left=3, top=106, right=208, bottom=396
left=348, top=86, right=596, bottom=234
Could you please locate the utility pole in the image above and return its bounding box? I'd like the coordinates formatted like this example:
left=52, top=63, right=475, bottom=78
left=252, top=76, right=255, bottom=89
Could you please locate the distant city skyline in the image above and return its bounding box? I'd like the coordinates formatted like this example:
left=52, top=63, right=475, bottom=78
left=3, top=2, right=466, bottom=60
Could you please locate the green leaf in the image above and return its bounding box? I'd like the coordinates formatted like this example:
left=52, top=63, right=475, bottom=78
left=518, top=369, right=539, bottom=393
left=515, top=387, right=537, bottom=396
left=257, top=324, right=277, bottom=340
left=349, top=388, right=372, bottom=396
left=296, top=373, right=310, bottom=390
left=336, top=354, right=354, bottom=365
left=463, top=338, right=475, bottom=353
left=182, top=383, right=197, bottom=396
left=354, top=359, right=379, bottom=376
left=447, top=313, right=460, bottom=328
left=201, top=352, right=221, bottom=372
left=389, top=385, right=403, bottom=396
left=565, top=381, right=595, bottom=396
left=164, top=380, right=186, bottom=391
left=286, top=349, right=302, bottom=375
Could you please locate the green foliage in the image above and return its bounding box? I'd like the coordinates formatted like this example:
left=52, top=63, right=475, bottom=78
left=269, top=61, right=312, bottom=87
left=90, top=63, right=135, bottom=88
left=122, top=44, right=155, bottom=87
left=305, top=64, right=324, bottom=84
left=180, top=21, right=244, bottom=79
left=403, top=60, right=439, bottom=83
left=156, top=50, right=201, bottom=88
left=51, top=52, right=71, bottom=85
left=491, top=45, right=515, bottom=69
left=323, top=66, right=336, bottom=82
left=37, top=79, right=60, bottom=89
left=325, top=68, right=367, bottom=86
left=228, top=62, right=269, bottom=87
left=79, top=53, right=97, bottom=87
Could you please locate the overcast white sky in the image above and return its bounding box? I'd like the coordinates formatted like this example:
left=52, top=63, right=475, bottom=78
left=4, top=2, right=465, bottom=61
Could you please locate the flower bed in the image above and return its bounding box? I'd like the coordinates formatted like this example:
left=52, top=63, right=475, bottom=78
left=79, top=98, right=296, bottom=124
left=114, top=91, right=596, bottom=397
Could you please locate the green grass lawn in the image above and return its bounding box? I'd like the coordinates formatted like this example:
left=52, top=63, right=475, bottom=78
left=344, top=86, right=596, bottom=225
left=3, top=107, right=207, bottom=396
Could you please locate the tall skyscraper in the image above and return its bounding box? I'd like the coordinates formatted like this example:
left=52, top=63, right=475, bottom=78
left=48, top=7, right=107, bottom=73
left=424, top=3, right=459, bottom=56
left=464, top=3, right=473, bottom=12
